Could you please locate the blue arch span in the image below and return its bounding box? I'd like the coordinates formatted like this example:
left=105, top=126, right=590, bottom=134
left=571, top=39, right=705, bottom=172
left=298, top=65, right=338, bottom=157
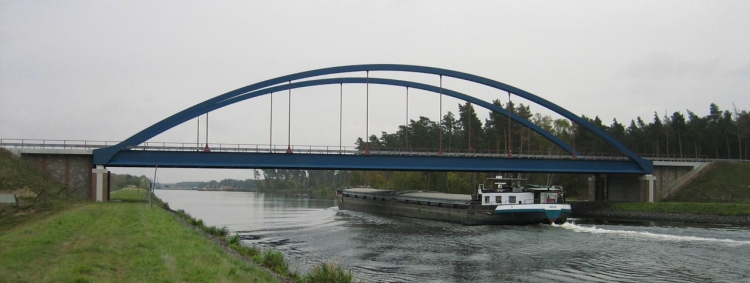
left=205, top=77, right=579, bottom=155
left=94, top=64, right=651, bottom=173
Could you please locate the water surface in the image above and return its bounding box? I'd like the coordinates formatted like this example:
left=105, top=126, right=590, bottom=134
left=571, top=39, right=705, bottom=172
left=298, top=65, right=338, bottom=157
left=156, top=190, right=750, bottom=282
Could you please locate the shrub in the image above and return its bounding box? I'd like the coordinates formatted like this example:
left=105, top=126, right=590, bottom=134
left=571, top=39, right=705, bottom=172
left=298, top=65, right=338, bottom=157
left=217, top=226, right=229, bottom=237
left=175, top=209, right=187, bottom=219
left=303, top=262, right=353, bottom=283
left=251, top=253, right=262, bottom=264
left=226, top=235, right=260, bottom=258
left=205, top=225, right=219, bottom=236
left=190, top=219, right=205, bottom=229
left=261, top=250, right=288, bottom=274
left=239, top=245, right=260, bottom=258
left=203, top=225, right=228, bottom=237
left=228, top=234, right=240, bottom=245
left=176, top=209, right=195, bottom=223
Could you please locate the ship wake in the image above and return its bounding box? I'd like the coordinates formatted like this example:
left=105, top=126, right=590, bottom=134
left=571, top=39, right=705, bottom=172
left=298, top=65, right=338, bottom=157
left=553, top=222, right=750, bottom=246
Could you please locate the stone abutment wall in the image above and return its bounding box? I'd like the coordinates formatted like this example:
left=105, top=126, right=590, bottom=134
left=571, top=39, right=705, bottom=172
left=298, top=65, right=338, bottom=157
left=20, top=153, right=102, bottom=201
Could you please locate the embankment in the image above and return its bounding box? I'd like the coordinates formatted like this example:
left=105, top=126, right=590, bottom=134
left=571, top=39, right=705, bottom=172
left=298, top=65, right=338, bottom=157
left=0, top=191, right=280, bottom=282
left=571, top=201, right=750, bottom=225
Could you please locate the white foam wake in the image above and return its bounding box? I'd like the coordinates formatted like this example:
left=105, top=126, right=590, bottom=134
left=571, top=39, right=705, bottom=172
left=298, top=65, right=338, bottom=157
left=553, top=222, right=750, bottom=246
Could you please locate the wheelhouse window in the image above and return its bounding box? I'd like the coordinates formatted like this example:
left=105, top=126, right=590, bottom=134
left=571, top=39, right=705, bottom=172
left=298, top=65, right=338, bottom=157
left=509, top=196, right=516, bottom=204
left=541, top=192, right=558, bottom=204
left=484, top=196, right=490, bottom=204
left=495, top=196, right=502, bottom=204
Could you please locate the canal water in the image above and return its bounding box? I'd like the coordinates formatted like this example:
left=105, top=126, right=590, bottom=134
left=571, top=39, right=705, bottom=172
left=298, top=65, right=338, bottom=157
left=156, top=190, right=750, bottom=282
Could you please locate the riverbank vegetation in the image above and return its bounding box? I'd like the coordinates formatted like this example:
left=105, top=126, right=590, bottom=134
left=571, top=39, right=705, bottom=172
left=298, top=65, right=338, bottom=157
left=169, top=197, right=352, bottom=282
left=169, top=203, right=292, bottom=277
left=157, top=188, right=353, bottom=282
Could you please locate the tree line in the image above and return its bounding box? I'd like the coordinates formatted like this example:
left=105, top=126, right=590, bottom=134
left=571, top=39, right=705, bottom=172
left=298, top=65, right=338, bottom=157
left=358, top=101, right=749, bottom=160
left=173, top=179, right=258, bottom=190
left=110, top=173, right=152, bottom=190
left=111, top=174, right=260, bottom=191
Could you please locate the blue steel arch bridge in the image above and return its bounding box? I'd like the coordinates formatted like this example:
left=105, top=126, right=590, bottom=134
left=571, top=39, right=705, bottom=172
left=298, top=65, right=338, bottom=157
left=91, top=64, right=653, bottom=175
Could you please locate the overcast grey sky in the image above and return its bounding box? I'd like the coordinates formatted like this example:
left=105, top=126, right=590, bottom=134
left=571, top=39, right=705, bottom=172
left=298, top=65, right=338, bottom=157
left=1, top=1, right=748, bottom=182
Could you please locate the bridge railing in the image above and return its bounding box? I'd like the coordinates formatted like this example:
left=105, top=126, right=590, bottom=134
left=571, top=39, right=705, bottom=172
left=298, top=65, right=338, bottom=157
left=135, top=142, right=366, bottom=155
left=132, top=142, right=633, bottom=160
left=3, top=138, right=747, bottom=163
left=1, top=139, right=610, bottom=159
left=0, top=138, right=116, bottom=149
left=644, top=157, right=750, bottom=163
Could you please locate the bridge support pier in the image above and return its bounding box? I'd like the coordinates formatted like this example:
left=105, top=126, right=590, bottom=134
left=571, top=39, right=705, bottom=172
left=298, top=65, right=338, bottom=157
left=639, top=174, right=657, bottom=203
left=591, top=174, right=607, bottom=201
left=588, top=174, right=659, bottom=202
left=91, top=165, right=110, bottom=202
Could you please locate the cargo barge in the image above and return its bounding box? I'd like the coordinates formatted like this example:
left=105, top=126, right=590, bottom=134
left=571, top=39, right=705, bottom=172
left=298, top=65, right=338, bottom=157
left=337, top=176, right=571, bottom=225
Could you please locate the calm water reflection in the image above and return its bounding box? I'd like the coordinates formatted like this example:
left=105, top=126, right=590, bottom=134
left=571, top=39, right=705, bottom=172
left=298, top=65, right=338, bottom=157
left=156, top=190, right=750, bottom=282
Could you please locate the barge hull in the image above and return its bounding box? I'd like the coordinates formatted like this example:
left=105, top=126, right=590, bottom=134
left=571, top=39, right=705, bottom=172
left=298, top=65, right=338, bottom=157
left=339, top=196, right=569, bottom=225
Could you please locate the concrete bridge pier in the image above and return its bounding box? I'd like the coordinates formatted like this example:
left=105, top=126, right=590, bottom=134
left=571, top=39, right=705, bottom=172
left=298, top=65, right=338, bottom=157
left=588, top=174, right=608, bottom=201
left=588, top=173, right=658, bottom=202
left=92, top=165, right=110, bottom=202
left=639, top=174, right=657, bottom=202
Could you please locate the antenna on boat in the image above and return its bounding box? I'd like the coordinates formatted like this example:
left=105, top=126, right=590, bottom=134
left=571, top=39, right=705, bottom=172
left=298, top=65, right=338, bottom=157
left=546, top=174, right=553, bottom=187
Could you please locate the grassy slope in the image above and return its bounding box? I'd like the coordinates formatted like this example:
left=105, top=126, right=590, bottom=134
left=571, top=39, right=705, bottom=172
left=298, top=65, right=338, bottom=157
left=608, top=202, right=750, bottom=216
left=0, top=148, right=79, bottom=230
left=667, top=162, right=750, bottom=203
left=111, top=187, right=151, bottom=202
left=0, top=188, right=278, bottom=283
left=0, top=149, right=64, bottom=196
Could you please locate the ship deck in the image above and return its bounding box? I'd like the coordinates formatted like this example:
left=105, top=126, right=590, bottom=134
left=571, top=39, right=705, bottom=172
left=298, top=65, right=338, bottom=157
left=342, top=187, right=473, bottom=206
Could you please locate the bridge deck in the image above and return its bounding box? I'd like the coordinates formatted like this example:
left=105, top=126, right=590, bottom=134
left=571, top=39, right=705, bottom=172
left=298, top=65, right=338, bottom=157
left=8, top=139, right=743, bottom=174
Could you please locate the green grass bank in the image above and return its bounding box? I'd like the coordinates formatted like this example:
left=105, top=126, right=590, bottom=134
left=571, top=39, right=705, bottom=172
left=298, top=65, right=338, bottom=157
left=0, top=188, right=280, bottom=283
left=667, top=162, right=750, bottom=203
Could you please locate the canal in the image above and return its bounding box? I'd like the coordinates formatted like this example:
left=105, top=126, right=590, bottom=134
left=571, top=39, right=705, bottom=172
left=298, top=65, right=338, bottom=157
left=156, top=190, right=750, bottom=282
